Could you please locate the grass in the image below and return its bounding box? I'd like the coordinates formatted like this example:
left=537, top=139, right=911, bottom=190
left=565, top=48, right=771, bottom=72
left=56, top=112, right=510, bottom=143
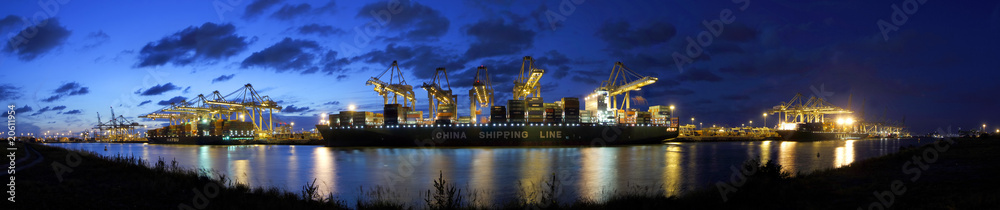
left=16, top=136, right=1000, bottom=209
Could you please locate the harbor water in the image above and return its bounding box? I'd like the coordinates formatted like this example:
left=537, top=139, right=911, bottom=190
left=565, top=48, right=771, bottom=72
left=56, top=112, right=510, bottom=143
left=47, top=138, right=930, bottom=205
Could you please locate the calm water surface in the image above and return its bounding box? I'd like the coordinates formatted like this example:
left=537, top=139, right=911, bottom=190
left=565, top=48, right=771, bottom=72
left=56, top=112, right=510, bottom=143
left=47, top=138, right=929, bottom=204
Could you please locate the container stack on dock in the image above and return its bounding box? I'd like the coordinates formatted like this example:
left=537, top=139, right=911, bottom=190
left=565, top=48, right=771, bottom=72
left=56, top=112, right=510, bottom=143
left=490, top=106, right=506, bottom=123
left=526, top=97, right=544, bottom=123
left=562, top=98, right=580, bottom=124
left=507, top=100, right=525, bottom=123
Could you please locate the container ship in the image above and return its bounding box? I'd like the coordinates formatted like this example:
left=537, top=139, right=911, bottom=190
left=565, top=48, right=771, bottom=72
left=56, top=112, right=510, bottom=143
left=146, top=119, right=258, bottom=145
left=317, top=58, right=679, bottom=147
left=774, top=122, right=869, bottom=141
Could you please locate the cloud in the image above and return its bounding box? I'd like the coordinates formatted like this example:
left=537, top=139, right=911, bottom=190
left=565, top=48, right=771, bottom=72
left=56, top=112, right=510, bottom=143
left=243, top=0, right=282, bottom=20
left=297, top=24, right=345, bottom=37
left=0, top=84, right=21, bottom=101
left=282, top=105, right=310, bottom=113
left=676, top=69, right=723, bottom=82
left=323, top=101, right=341, bottom=105
left=0, top=15, right=19, bottom=30
left=241, top=37, right=322, bottom=72
left=42, top=82, right=89, bottom=102
left=82, top=30, right=111, bottom=49
left=722, top=95, right=750, bottom=101
left=138, top=100, right=152, bottom=106
left=138, top=83, right=181, bottom=95
left=52, top=106, right=67, bottom=111
left=183, top=86, right=192, bottom=94
left=136, top=23, right=250, bottom=67
left=335, top=74, right=348, bottom=81
left=271, top=3, right=311, bottom=20
left=13, top=105, right=32, bottom=113
left=63, top=110, right=82, bottom=115
left=534, top=50, right=572, bottom=79
left=463, top=18, right=536, bottom=60
left=157, top=96, right=188, bottom=106
left=4, top=18, right=72, bottom=61
left=720, top=23, right=758, bottom=42
left=356, top=0, right=450, bottom=40
left=31, top=106, right=51, bottom=116
left=212, top=74, right=236, bottom=83
left=595, top=20, right=675, bottom=51
left=314, top=1, right=337, bottom=14
left=356, top=44, right=466, bottom=79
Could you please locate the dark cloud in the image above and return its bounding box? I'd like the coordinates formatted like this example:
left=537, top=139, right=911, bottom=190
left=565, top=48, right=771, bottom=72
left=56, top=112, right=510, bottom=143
left=157, top=96, right=188, bottom=106
left=136, top=23, right=250, bottom=67
left=356, top=44, right=466, bottom=79
left=212, top=74, right=235, bottom=83
left=138, top=83, right=181, bottom=95
left=43, top=82, right=89, bottom=102
left=722, top=95, right=750, bottom=101
left=297, top=24, right=345, bottom=37
left=335, top=74, right=348, bottom=81
left=314, top=1, right=337, bottom=14
left=82, top=30, right=111, bottom=49
left=241, top=37, right=321, bottom=72
left=0, top=84, right=21, bottom=101
left=596, top=20, right=675, bottom=51
left=282, top=105, right=310, bottom=113
left=463, top=18, right=536, bottom=60
left=646, top=87, right=695, bottom=96
left=534, top=50, right=572, bottom=79
left=4, top=18, right=72, bottom=61
left=356, top=0, right=450, bottom=40
left=323, top=101, right=340, bottom=105
left=13, top=105, right=31, bottom=113
left=52, top=106, right=66, bottom=111
left=0, top=15, right=19, bottom=30
left=271, top=3, right=311, bottom=20
left=243, top=0, right=282, bottom=20
left=31, top=106, right=51, bottom=116
left=183, top=86, right=192, bottom=94
left=63, top=110, right=82, bottom=115
left=720, top=23, right=758, bottom=42
left=676, top=69, right=723, bottom=82
left=138, top=100, right=152, bottom=106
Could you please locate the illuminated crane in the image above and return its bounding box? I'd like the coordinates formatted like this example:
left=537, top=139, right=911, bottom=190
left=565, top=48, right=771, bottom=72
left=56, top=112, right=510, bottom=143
left=768, top=93, right=853, bottom=129
left=95, top=107, right=144, bottom=142
left=512, top=56, right=544, bottom=100
left=421, top=67, right=457, bottom=121
left=469, top=65, right=493, bottom=123
left=204, top=84, right=283, bottom=137
left=366, top=61, right=416, bottom=108
left=590, top=62, right=657, bottom=109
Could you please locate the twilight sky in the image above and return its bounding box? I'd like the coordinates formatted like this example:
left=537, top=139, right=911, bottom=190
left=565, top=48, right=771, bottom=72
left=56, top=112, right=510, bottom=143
left=1, top=0, right=998, bottom=136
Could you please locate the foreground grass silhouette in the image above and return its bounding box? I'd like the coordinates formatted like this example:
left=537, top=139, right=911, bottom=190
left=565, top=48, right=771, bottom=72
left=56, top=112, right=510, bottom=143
left=14, top=137, right=1000, bottom=209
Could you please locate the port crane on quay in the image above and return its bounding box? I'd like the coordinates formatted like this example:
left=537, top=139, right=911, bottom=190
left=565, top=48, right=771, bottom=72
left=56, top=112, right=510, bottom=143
left=140, top=84, right=286, bottom=139
left=93, top=107, right=144, bottom=142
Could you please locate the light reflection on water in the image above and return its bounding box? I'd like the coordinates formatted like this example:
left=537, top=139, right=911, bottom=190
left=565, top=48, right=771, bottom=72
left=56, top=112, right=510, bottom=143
left=47, top=138, right=928, bottom=204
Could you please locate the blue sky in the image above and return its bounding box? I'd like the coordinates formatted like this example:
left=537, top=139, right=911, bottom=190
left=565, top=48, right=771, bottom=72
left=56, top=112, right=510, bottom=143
left=2, top=0, right=999, bottom=136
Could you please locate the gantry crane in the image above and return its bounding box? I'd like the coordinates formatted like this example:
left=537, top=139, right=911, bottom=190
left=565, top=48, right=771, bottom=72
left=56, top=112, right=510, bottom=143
left=421, top=67, right=457, bottom=121
left=512, top=56, right=544, bottom=100
left=95, top=107, right=144, bottom=142
left=768, top=93, right=853, bottom=130
left=469, top=65, right=493, bottom=123
left=204, top=84, right=283, bottom=136
left=367, top=61, right=416, bottom=108
left=589, top=62, right=658, bottom=112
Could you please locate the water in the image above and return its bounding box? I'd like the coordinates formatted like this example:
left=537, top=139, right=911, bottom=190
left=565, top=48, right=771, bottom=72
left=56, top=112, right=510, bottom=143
left=47, top=138, right=929, bottom=205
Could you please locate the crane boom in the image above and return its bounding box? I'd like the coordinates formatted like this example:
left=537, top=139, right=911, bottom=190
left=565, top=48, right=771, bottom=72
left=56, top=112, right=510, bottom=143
left=513, top=56, right=544, bottom=100
left=366, top=61, right=417, bottom=107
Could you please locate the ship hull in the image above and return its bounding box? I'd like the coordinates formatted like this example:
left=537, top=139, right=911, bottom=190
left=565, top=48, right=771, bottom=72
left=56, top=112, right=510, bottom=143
left=775, top=130, right=868, bottom=142
left=317, top=124, right=678, bottom=147
left=146, top=136, right=256, bottom=145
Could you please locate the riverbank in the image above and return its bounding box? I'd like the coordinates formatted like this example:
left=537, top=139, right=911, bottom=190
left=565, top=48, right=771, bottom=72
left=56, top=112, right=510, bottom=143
left=13, top=137, right=1000, bottom=209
